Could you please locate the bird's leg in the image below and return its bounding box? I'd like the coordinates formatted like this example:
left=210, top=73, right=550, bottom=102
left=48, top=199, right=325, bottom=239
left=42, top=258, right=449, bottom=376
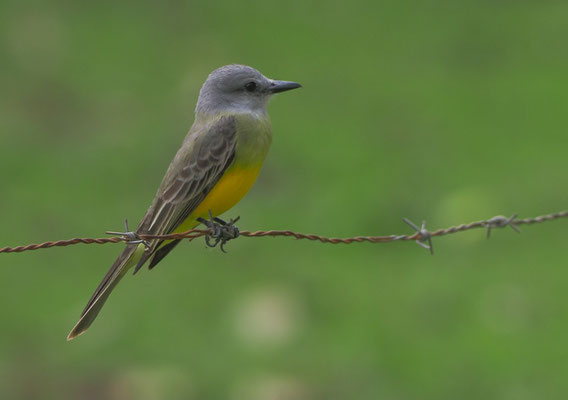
left=196, top=211, right=240, bottom=253
left=106, top=219, right=150, bottom=249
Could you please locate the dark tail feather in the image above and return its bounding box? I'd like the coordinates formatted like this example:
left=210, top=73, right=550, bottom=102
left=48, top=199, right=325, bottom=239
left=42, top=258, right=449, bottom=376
left=133, top=239, right=181, bottom=273
left=67, top=244, right=142, bottom=341
left=149, top=240, right=181, bottom=270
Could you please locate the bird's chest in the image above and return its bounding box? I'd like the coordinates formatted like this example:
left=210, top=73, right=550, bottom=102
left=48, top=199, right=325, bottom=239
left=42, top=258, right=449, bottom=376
left=233, top=115, right=272, bottom=165
left=192, top=115, right=272, bottom=219
left=191, top=164, right=263, bottom=219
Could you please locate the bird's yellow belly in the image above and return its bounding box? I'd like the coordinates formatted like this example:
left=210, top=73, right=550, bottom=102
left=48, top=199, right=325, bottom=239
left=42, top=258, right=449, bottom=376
left=174, top=164, right=262, bottom=233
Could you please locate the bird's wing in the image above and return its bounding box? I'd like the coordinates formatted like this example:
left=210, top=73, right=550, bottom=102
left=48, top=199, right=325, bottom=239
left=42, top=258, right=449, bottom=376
left=68, top=116, right=237, bottom=339
left=134, top=115, right=237, bottom=267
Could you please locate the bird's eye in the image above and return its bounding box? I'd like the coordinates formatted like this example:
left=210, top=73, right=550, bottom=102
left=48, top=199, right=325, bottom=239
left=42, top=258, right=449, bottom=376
left=244, top=81, right=257, bottom=92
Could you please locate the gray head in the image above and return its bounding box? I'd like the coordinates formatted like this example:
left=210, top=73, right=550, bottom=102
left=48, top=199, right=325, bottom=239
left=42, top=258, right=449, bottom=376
left=195, top=64, right=301, bottom=115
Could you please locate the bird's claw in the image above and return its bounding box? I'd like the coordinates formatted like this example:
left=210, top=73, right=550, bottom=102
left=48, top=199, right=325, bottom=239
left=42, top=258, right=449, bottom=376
left=197, top=211, right=240, bottom=253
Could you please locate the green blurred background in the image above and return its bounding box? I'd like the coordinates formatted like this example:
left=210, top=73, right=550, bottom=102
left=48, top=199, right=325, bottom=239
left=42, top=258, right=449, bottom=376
left=1, top=0, right=567, bottom=399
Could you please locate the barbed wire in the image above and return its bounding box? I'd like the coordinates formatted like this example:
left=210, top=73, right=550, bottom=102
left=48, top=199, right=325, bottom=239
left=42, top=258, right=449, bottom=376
left=0, top=210, right=566, bottom=255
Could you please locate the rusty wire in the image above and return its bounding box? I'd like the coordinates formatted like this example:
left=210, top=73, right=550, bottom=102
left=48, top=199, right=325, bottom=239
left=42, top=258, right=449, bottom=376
left=0, top=210, right=566, bottom=254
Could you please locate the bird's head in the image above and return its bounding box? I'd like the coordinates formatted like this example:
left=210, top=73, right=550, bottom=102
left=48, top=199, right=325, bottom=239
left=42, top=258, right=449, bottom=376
left=196, top=64, right=301, bottom=115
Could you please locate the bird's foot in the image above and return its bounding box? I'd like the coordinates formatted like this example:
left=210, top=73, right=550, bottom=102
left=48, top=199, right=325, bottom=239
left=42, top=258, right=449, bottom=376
left=197, top=211, right=240, bottom=253
left=106, top=219, right=150, bottom=249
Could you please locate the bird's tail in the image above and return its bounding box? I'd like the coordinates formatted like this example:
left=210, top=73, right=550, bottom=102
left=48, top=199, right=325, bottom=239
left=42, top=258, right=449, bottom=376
left=67, top=243, right=145, bottom=341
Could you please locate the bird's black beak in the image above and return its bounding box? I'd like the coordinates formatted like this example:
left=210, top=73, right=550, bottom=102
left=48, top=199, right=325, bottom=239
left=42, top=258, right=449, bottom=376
left=269, top=80, right=302, bottom=94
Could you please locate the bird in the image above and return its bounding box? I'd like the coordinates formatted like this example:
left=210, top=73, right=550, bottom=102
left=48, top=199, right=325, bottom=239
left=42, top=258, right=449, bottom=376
left=67, top=64, right=301, bottom=340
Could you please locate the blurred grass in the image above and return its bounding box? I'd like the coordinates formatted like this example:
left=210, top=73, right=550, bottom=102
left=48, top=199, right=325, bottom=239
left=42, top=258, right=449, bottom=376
left=1, top=0, right=568, bottom=399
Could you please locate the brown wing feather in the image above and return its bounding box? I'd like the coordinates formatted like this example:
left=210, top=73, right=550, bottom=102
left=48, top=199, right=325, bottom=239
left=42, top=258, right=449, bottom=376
left=67, top=115, right=237, bottom=340
left=133, top=116, right=237, bottom=272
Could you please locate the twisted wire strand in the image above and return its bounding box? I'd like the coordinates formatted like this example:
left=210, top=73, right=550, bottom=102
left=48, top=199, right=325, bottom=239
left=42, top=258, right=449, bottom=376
left=1, top=210, right=566, bottom=254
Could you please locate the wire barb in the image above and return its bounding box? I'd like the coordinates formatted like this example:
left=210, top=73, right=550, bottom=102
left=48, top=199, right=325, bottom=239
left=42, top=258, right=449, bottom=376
left=484, top=214, right=520, bottom=239
left=105, top=219, right=150, bottom=249
left=403, top=218, right=434, bottom=254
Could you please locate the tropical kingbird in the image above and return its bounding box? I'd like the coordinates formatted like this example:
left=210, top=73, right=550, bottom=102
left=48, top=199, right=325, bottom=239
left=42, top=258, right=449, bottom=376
left=67, top=64, right=301, bottom=340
